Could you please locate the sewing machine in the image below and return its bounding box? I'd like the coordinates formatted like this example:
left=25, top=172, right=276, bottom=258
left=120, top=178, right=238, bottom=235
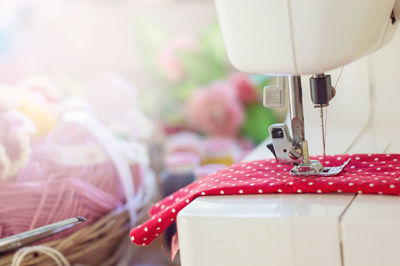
left=177, top=1, right=400, bottom=265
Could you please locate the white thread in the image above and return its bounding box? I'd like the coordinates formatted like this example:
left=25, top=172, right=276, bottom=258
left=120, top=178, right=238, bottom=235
left=12, top=245, right=71, bottom=266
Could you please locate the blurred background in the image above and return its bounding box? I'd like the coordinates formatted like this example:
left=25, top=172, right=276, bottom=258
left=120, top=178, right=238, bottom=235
left=0, top=0, right=282, bottom=265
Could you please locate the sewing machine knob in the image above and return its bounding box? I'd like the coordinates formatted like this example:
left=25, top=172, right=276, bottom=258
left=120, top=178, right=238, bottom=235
left=263, top=86, right=284, bottom=108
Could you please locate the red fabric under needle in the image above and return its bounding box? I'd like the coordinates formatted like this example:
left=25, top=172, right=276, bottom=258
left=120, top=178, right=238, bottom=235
left=130, top=153, right=400, bottom=246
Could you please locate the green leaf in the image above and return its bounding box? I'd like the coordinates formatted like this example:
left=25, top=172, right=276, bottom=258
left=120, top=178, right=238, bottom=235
left=171, top=80, right=197, bottom=101
left=199, top=22, right=228, bottom=64
left=133, top=18, right=168, bottom=75
left=177, top=51, right=226, bottom=85
left=240, top=104, right=277, bottom=144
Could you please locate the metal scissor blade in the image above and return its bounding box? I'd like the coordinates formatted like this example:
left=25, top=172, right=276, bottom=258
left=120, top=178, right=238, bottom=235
left=0, top=216, right=87, bottom=253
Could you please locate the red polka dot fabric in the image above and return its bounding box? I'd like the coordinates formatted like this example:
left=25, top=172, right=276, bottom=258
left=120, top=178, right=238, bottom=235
left=130, top=154, right=400, bottom=246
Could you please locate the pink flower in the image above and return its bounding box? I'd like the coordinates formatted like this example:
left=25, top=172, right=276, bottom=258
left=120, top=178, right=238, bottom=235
left=157, top=45, right=184, bottom=81
left=230, top=73, right=259, bottom=104
left=156, top=35, right=197, bottom=82
left=186, top=81, right=244, bottom=137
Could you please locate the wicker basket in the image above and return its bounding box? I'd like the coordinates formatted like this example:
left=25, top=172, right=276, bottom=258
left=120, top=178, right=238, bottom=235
left=0, top=206, right=132, bottom=266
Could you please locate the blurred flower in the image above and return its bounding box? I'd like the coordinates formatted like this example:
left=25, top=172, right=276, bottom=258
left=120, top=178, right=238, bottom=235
left=186, top=81, right=244, bottom=137
left=0, top=83, right=58, bottom=136
left=22, top=77, right=63, bottom=103
left=17, top=96, right=57, bottom=136
left=156, top=34, right=197, bottom=82
left=230, top=73, right=259, bottom=104
left=84, top=72, right=136, bottom=112
left=84, top=72, right=154, bottom=140
left=0, top=102, right=35, bottom=180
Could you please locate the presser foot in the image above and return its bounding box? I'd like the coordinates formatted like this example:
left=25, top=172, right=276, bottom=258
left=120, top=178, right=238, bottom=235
left=290, top=158, right=351, bottom=177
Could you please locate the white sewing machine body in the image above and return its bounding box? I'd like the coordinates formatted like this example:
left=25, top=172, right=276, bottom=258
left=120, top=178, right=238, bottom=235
left=177, top=0, right=400, bottom=265
left=215, top=0, right=399, bottom=75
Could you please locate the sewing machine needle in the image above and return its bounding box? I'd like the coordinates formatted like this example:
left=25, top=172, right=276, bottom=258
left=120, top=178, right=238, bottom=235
left=320, top=106, right=326, bottom=157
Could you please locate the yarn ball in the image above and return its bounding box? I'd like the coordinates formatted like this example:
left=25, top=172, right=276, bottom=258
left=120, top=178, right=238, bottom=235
left=0, top=121, right=144, bottom=240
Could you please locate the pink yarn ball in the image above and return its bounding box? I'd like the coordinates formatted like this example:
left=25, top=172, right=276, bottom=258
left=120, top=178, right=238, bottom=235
left=0, top=121, right=144, bottom=241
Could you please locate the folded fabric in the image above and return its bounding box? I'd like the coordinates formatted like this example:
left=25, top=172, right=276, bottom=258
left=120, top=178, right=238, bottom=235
left=130, top=154, right=400, bottom=246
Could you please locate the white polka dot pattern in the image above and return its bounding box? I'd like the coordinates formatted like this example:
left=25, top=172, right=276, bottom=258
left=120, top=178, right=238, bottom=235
left=130, top=154, right=400, bottom=246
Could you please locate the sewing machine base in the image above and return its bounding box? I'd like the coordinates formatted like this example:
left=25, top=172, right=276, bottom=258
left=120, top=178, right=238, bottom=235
left=177, top=194, right=400, bottom=266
